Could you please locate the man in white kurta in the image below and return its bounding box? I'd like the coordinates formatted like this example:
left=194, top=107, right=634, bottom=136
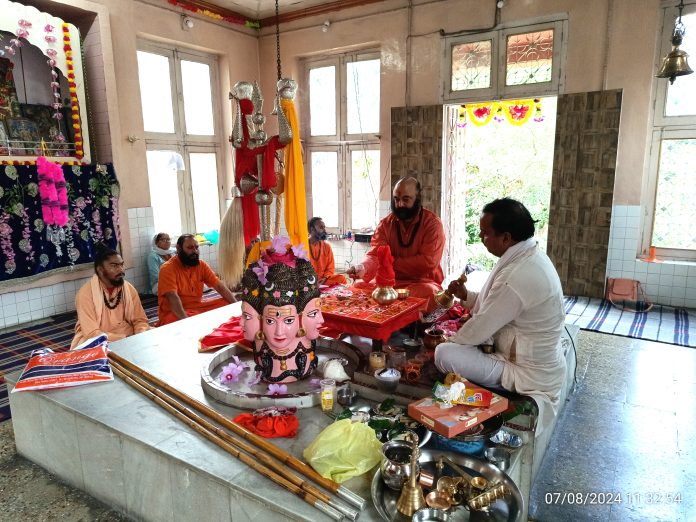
left=435, top=198, right=565, bottom=427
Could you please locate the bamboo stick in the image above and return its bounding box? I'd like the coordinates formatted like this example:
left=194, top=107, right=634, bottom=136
left=110, top=359, right=358, bottom=520
left=110, top=363, right=344, bottom=521
left=107, top=351, right=366, bottom=510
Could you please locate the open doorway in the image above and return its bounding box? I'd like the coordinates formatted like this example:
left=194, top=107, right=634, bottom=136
left=443, top=96, right=557, bottom=289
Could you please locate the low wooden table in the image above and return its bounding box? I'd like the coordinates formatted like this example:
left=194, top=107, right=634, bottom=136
left=320, top=288, right=426, bottom=350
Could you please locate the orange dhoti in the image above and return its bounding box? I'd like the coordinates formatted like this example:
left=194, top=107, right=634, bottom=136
left=309, top=240, right=347, bottom=286
left=157, top=256, right=228, bottom=326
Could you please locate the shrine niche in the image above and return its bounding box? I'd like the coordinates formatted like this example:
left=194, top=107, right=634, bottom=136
left=0, top=0, right=90, bottom=165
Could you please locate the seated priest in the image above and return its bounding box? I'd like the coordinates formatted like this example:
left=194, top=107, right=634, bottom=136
left=434, top=198, right=565, bottom=427
left=307, top=216, right=347, bottom=286
left=348, top=177, right=445, bottom=310
left=157, top=234, right=236, bottom=325
left=71, top=244, right=150, bottom=349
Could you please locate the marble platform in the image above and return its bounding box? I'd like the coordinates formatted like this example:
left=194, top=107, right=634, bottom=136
left=8, top=304, right=377, bottom=522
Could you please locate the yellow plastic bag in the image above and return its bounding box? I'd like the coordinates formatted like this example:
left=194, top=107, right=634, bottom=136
left=303, top=419, right=382, bottom=483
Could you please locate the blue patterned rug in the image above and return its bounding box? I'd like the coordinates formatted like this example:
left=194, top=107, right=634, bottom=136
left=564, top=296, right=694, bottom=348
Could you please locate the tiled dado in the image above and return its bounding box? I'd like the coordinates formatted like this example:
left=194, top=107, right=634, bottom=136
left=0, top=207, right=220, bottom=330
left=606, top=205, right=696, bottom=308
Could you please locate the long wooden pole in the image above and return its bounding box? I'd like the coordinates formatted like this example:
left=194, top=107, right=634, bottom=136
left=107, top=351, right=366, bottom=510
left=109, top=359, right=358, bottom=520
left=109, top=363, right=345, bottom=521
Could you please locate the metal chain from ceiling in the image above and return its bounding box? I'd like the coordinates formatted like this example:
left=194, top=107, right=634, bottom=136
left=275, top=0, right=282, bottom=81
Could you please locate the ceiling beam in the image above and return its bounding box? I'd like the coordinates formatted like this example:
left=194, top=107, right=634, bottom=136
left=259, top=0, right=388, bottom=27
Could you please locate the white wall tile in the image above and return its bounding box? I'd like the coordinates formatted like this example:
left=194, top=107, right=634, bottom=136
left=15, top=301, right=31, bottom=315
left=613, top=205, right=628, bottom=217
left=673, top=264, right=689, bottom=277
left=1, top=293, right=16, bottom=306
left=659, top=263, right=675, bottom=275
left=647, top=272, right=661, bottom=285
left=671, top=285, right=686, bottom=299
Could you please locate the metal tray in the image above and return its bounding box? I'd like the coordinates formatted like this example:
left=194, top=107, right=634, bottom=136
left=371, top=449, right=523, bottom=522
left=201, top=337, right=365, bottom=409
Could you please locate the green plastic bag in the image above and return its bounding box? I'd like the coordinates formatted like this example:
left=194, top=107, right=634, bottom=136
left=303, top=419, right=383, bottom=483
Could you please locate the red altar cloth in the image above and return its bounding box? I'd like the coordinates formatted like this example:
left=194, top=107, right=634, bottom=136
left=198, top=315, right=247, bottom=352
left=320, top=288, right=426, bottom=342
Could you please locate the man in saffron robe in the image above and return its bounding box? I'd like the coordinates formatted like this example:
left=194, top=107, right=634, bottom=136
left=71, top=245, right=150, bottom=349
left=157, top=235, right=236, bottom=326
left=307, top=216, right=347, bottom=286
left=348, top=177, right=445, bottom=310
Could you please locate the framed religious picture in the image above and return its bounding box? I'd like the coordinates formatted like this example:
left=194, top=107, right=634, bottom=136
left=6, top=117, right=41, bottom=156
left=0, top=58, right=19, bottom=120
left=21, top=104, right=60, bottom=142
left=0, top=119, right=9, bottom=155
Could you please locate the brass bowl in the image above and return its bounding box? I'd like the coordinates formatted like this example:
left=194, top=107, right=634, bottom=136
left=425, top=490, right=453, bottom=510
left=396, top=288, right=410, bottom=300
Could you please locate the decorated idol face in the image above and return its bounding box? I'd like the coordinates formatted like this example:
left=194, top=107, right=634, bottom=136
left=262, top=304, right=300, bottom=353
left=302, top=298, right=324, bottom=340
left=241, top=302, right=260, bottom=342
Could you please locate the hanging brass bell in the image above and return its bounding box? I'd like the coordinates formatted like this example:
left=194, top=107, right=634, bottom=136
left=657, top=30, right=694, bottom=84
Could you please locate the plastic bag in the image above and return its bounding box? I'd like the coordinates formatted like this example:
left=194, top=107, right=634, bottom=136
left=303, top=419, right=382, bottom=483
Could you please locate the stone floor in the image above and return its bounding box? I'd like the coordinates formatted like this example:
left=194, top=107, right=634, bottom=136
left=0, top=329, right=694, bottom=521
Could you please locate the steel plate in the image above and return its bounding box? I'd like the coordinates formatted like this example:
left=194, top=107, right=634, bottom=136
left=201, top=337, right=365, bottom=409
left=371, top=448, right=523, bottom=522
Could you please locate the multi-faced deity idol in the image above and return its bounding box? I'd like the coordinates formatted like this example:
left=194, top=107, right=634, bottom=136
left=240, top=236, right=323, bottom=383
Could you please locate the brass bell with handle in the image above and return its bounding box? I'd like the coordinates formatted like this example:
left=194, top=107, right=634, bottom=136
left=433, top=273, right=468, bottom=310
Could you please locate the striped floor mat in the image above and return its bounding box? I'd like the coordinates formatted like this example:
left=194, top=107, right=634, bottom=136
left=564, top=296, right=694, bottom=348
left=0, top=295, right=159, bottom=422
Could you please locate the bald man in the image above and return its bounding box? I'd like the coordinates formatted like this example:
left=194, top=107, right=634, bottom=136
left=348, top=177, right=445, bottom=310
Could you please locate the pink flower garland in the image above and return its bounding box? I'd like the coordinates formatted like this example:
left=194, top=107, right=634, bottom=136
left=44, top=23, right=65, bottom=127
left=37, top=156, right=69, bottom=227
left=4, top=19, right=31, bottom=57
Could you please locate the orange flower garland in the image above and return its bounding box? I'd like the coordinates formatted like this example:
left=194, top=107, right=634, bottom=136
left=62, top=23, right=84, bottom=161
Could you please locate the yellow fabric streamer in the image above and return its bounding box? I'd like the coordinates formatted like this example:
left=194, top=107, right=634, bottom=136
left=281, top=98, right=310, bottom=255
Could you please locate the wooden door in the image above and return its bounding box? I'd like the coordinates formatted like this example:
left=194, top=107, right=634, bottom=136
left=547, top=90, right=622, bottom=298
left=390, top=105, right=443, bottom=216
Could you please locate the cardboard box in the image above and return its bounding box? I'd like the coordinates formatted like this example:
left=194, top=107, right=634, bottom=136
left=408, top=391, right=509, bottom=438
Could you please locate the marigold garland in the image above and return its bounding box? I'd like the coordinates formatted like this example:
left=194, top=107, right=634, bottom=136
left=167, top=0, right=260, bottom=29
left=62, top=23, right=84, bottom=160
left=459, top=98, right=543, bottom=127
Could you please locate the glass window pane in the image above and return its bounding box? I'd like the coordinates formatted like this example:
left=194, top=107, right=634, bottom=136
left=189, top=152, right=220, bottom=233
left=181, top=60, right=215, bottom=135
left=505, top=30, right=554, bottom=86
left=309, top=66, right=336, bottom=136
left=351, top=150, right=380, bottom=230
left=451, top=40, right=492, bottom=91
left=137, top=51, right=175, bottom=133
left=146, top=150, right=182, bottom=236
left=665, top=13, right=696, bottom=116
left=346, top=59, right=380, bottom=134
left=311, top=151, right=339, bottom=228
left=652, top=138, right=696, bottom=249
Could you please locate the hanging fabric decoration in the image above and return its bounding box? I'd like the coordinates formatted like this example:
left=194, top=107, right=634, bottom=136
left=460, top=98, right=543, bottom=127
